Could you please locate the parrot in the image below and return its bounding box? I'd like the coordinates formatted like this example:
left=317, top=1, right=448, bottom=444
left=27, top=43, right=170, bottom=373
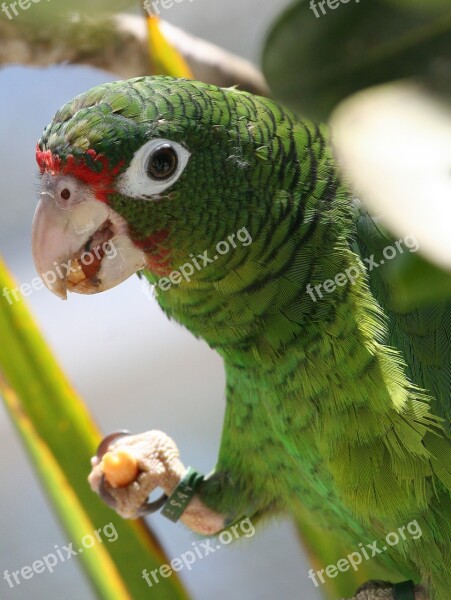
left=32, top=76, right=450, bottom=600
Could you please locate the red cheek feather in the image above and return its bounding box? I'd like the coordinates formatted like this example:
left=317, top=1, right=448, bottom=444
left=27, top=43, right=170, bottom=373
left=36, top=146, right=124, bottom=202
left=133, top=231, right=172, bottom=276
left=36, top=146, right=172, bottom=276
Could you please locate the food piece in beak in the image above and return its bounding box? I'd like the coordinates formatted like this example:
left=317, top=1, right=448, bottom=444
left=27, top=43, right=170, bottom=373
left=32, top=175, right=146, bottom=299
left=67, top=220, right=115, bottom=288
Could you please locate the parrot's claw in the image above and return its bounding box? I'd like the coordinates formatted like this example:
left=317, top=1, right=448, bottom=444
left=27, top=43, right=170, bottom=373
left=88, top=429, right=227, bottom=534
left=95, top=431, right=136, bottom=511
left=89, top=429, right=183, bottom=519
left=97, top=473, right=168, bottom=514
left=95, top=430, right=131, bottom=460
left=135, top=492, right=168, bottom=516
left=98, top=474, right=120, bottom=510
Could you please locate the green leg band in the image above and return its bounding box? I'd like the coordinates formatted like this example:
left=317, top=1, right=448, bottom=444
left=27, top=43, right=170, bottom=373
left=393, top=580, right=415, bottom=600
left=161, top=467, right=204, bottom=523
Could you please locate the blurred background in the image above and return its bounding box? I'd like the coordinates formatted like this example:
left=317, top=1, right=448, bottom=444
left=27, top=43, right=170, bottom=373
left=0, top=1, right=323, bottom=599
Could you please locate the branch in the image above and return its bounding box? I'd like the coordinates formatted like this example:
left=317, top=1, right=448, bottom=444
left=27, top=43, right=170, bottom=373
left=0, top=13, right=269, bottom=96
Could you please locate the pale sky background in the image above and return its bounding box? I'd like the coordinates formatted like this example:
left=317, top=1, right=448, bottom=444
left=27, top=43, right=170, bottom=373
left=0, top=1, right=324, bottom=599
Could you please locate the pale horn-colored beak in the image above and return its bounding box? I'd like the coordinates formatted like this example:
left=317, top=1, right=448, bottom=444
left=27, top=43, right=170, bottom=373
left=32, top=174, right=146, bottom=299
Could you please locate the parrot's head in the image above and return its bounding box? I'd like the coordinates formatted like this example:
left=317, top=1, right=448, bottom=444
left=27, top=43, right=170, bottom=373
left=33, top=76, right=273, bottom=301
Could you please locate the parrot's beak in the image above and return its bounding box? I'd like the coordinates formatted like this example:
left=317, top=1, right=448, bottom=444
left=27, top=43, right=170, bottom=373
left=32, top=174, right=146, bottom=299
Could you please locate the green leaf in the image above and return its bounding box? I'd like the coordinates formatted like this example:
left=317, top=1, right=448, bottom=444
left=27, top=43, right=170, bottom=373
left=331, top=81, right=451, bottom=272
left=262, top=0, right=451, bottom=120
left=384, top=0, right=451, bottom=10
left=0, top=258, right=190, bottom=600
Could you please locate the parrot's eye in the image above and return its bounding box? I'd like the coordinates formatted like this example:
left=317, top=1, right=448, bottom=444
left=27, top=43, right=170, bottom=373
left=116, top=138, right=191, bottom=201
left=146, top=144, right=178, bottom=181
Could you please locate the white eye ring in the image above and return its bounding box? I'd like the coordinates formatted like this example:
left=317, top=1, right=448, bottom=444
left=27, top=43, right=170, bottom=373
left=116, top=138, right=190, bottom=200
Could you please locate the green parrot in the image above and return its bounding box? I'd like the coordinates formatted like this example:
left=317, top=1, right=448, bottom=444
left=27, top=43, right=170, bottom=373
left=32, top=76, right=450, bottom=600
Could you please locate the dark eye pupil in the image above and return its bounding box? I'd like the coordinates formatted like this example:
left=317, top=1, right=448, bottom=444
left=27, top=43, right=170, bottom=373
left=61, top=188, right=71, bottom=200
left=147, top=145, right=178, bottom=180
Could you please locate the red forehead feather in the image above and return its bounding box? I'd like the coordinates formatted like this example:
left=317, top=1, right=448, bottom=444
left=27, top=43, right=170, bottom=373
left=36, top=145, right=174, bottom=274
left=36, top=146, right=124, bottom=202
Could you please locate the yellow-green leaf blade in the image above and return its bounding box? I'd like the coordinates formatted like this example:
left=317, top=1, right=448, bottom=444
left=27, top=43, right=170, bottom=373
left=0, top=257, right=190, bottom=600
left=147, top=15, right=193, bottom=78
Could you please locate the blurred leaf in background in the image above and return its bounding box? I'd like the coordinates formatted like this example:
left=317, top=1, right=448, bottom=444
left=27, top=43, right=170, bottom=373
left=262, top=0, right=451, bottom=308
left=331, top=81, right=451, bottom=299
left=0, top=258, right=190, bottom=599
left=262, top=0, right=451, bottom=121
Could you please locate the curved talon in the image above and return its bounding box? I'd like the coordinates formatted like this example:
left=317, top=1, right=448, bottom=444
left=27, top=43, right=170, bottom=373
left=95, top=430, right=131, bottom=460
left=137, top=493, right=168, bottom=516
left=95, top=431, right=168, bottom=515
left=98, top=474, right=119, bottom=509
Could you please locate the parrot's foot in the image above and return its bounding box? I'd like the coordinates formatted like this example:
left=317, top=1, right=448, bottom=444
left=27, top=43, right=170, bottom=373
left=342, top=580, right=428, bottom=600
left=88, top=429, right=226, bottom=535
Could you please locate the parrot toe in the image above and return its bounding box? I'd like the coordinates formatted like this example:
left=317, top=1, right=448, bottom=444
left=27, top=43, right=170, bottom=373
left=88, top=429, right=226, bottom=533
